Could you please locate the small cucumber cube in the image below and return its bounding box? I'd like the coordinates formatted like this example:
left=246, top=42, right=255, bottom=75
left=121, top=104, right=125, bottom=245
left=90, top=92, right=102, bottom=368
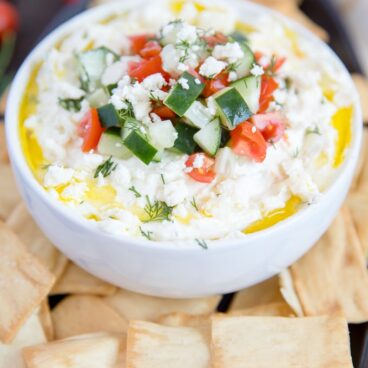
left=214, top=87, right=252, bottom=130
left=172, top=123, right=198, bottom=155
left=164, top=72, right=205, bottom=117
left=183, top=101, right=213, bottom=129
left=235, top=41, right=255, bottom=79
left=193, top=118, right=221, bottom=156
left=97, top=103, right=123, bottom=128
left=121, top=118, right=143, bottom=140
left=123, top=130, right=158, bottom=165
left=97, top=128, right=132, bottom=160
left=231, top=75, right=261, bottom=114
left=148, top=120, right=178, bottom=149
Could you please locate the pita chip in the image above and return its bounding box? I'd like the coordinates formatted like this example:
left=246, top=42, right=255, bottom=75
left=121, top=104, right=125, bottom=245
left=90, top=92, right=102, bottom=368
left=0, top=222, right=55, bottom=343
left=0, top=313, right=46, bottom=368
left=126, top=320, right=210, bottom=368
left=6, top=203, right=68, bottom=281
left=103, top=288, right=220, bottom=322
left=212, top=314, right=352, bottom=368
left=0, top=164, right=21, bottom=220
left=51, top=295, right=128, bottom=340
left=0, top=123, right=8, bottom=162
left=229, top=302, right=295, bottom=317
left=22, top=332, right=122, bottom=368
left=51, top=262, right=117, bottom=296
left=287, top=207, right=368, bottom=323
left=38, top=300, right=54, bottom=341
left=229, top=276, right=284, bottom=312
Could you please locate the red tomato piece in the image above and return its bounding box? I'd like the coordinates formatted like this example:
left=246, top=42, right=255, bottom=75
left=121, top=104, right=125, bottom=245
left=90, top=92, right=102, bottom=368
left=230, top=121, right=267, bottom=162
left=251, top=112, right=286, bottom=143
left=254, top=51, right=286, bottom=73
left=0, top=1, right=19, bottom=37
left=78, top=108, right=104, bottom=153
left=258, top=75, right=279, bottom=113
left=128, top=55, right=170, bottom=82
left=139, top=41, right=162, bottom=59
left=152, top=105, right=176, bottom=119
left=128, top=34, right=155, bottom=54
left=202, top=72, right=229, bottom=98
left=185, top=153, right=216, bottom=183
left=204, top=32, right=228, bottom=47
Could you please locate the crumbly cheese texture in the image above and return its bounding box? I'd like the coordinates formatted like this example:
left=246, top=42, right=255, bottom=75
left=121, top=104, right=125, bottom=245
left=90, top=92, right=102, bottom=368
left=25, top=0, right=354, bottom=243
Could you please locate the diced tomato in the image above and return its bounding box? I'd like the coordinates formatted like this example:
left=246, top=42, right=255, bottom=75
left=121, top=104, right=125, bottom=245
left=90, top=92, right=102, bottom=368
left=204, top=32, right=228, bottom=47
left=251, top=112, right=286, bottom=143
left=128, top=34, right=155, bottom=54
left=139, top=41, right=162, bottom=59
left=273, top=56, right=286, bottom=72
left=254, top=51, right=286, bottom=73
left=258, top=75, right=279, bottom=113
left=128, top=55, right=170, bottom=82
left=185, top=153, right=216, bottom=183
left=152, top=105, right=176, bottom=119
left=78, top=108, right=104, bottom=153
left=202, top=72, right=229, bottom=98
left=0, top=1, right=19, bottom=37
left=230, top=121, right=267, bottom=162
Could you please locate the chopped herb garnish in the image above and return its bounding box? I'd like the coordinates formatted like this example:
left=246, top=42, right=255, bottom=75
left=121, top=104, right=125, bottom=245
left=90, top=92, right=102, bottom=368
left=149, top=91, right=161, bottom=103
left=306, top=126, right=321, bottom=136
left=58, top=97, right=84, bottom=112
left=143, top=196, right=173, bottom=223
left=284, top=77, right=292, bottom=90
left=94, top=156, right=117, bottom=178
left=264, top=55, right=276, bottom=77
left=41, top=164, right=51, bottom=170
left=292, top=147, right=300, bottom=158
left=129, top=186, right=142, bottom=198
left=118, top=101, right=135, bottom=121
left=195, top=238, right=208, bottom=250
left=160, top=174, right=166, bottom=184
left=176, top=40, right=191, bottom=63
left=225, top=61, right=240, bottom=73
left=140, top=226, right=153, bottom=240
left=190, top=197, right=199, bottom=211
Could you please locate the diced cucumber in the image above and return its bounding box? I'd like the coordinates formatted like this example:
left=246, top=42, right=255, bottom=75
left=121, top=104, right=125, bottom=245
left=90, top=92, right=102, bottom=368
left=97, top=103, right=123, bottom=128
left=235, top=41, right=255, bottom=79
left=183, top=101, right=213, bottom=129
left=121, top=117, right=143, bottom=140
left=123, top=130, right=158, bottom=165
left=148, top=120, right=178, bottom=149
left=193, top=119, right=221, bottom=156
left=79, top=47, right=119, bottom=93
left=88, top=88, right=109, bottom=108
left=214, top=87, right=252, bottom=130
left=164, top=72, right=205, bottom=117
left=152, top=150, right=164, bottom=163
left=231, top=75, right=261, bottom=114
left=97, top=128, right=132, bottom=160
left=172, top=123, right=198, bottom=155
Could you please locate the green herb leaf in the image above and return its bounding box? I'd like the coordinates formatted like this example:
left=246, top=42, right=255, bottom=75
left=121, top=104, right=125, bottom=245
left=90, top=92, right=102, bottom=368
left=143, top=196, right=173, bottom=223
left=129, top=186, right=142, bottom=198
left=58, top=97, right=84, bottom=112
left=190, top=197, right=199, bottom=211
left=94, top=156, right=118, bottom=178
left=195, top=238, right=208, bottom=250
left=140, top=226, right=153, bottom=240
left=160, top=174, right=166, bottom=185
left=306, top=126, right=322, bottom=136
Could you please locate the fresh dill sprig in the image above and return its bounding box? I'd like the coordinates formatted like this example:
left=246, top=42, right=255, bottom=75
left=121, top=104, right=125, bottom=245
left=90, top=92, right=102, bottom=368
left=225, top=61, right=240, bottom=73
left=140, top=226, right=153, bottom=240
left=118, top=101, right=134, bottom=121
left=190, top=197, right=199, bottom=211
left=264, top=55, right=277, bottom=77
left=176, top=40, right=191, bottom=63
left=143, top=196, right=173, bottom=223
left=129, top=186, right=142, bottom=198
left=94, top=157, right=117, bottom=178
left=195, top=238, right=208, bottom=250
left=58, top=97, right=84, bottom=112
left=160, top=174, right=166, bottom=185
left=306, top=126, right=322, bottom=136
left=149, top=91, right=161, bottom=103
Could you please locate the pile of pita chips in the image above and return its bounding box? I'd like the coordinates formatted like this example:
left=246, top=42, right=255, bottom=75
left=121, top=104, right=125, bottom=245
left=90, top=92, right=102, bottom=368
left=211, top=314, right=353, bottom=368
left=22, top=333, right=124, bottom=368
left=0, top=223, right=55, bottom=343
left=280, top=206, right=368, bottom=323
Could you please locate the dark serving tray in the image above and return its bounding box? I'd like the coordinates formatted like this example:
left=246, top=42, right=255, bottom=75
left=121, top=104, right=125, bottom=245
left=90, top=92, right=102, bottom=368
left=5, top=0, right=368, bottom=366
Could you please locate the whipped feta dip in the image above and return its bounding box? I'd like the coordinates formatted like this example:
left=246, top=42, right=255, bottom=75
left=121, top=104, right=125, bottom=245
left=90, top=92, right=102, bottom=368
left=20, top=0, right=355, bottom=243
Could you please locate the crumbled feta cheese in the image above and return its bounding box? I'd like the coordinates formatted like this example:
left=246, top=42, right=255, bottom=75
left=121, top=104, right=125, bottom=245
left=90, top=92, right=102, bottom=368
left=61, top=182, right=88, bottom=201
left=250, top=64, right=264, bottom=77
left=44, top=166, right=74, bottom=188
left=111, top=95, right=128, bottom=110
left=228, top=71, right=238, bottom=82
left=24, top=115, right=38, bottom=130
left=213, top=42, right=244, bottom=63
left=102, top=61, right=125, bottom=86
left=176, top=24, right=198, bottom=44
left=192, top=154, right=204, bottom=168
left=161, top=180, right=188, bottom=207
left=195, top=78, right=201, bottom=85
left=178, top=77, right=190, bottom=90
left=199, top=57, right=227, bottom=78
left=142, top=73, right=166, bottom=91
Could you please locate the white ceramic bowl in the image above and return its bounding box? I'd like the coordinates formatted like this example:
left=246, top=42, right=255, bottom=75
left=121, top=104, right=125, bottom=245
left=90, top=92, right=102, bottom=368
left=5, top=0, right=362, bottom=298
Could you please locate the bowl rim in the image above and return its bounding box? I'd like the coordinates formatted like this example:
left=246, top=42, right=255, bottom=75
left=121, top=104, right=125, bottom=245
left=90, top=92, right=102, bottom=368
left=5, top=0, right=363, bottom=252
